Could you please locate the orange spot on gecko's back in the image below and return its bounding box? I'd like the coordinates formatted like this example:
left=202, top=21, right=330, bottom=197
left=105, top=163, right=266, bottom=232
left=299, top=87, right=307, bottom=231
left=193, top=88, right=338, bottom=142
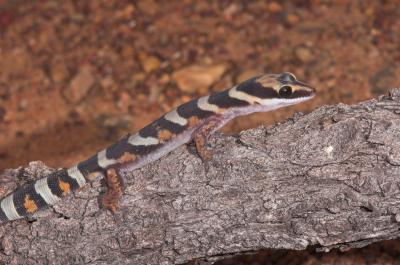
left=118, top=152, right=137, bottom=164
left=87, top=172, right=101, bottom=181
left=158, top=129, right=175, bottom=142
left=24, top=195, right=38, bottom=213
left=187, top=116, right=200, bottom=127
left=59, top=180, right=71, bottom=195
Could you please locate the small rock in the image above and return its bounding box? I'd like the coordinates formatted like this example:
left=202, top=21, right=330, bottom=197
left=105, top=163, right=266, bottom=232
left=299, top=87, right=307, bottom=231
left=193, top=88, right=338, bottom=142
left=159, top=33, right=170, bottom=46
left=172, top=64, right=227, bottom=94
left=70, top=13, right=85, bottom=22
left=137, top=0, right=159, bottom=15
left=100, top=77, right=115, bottom=91
left=294, top=45, right=313, bottom=63
left=114, top=4, right=135, bottom=20
left=64, top=65, right=95, bottom=103
left=159, top=74, right=170, bottom=84
left=149, top=84, right=162, bottom=103
left=130, top=72, right=146, bottom=84
left=141, top=55, right=161, bottom=73
left=31, top=68, right=47, bottom=84
left=3, top=48, right=30, bottom=77
left=18, top=99, right=28, bottom=111
left=121, top=45, right=134, bottom=59
left=116, top=92, right=132, bottom=111
left=51, top=62, right=69, bottom=83
left=286, top=13, right=300, bottom=25
left=223, top=3, right=240, bottom=19
left=268, top=2, right=282, bottom=13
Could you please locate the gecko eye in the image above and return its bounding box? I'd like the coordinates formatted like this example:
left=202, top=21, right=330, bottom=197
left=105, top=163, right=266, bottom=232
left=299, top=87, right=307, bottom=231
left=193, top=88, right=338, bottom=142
left=279, top=86, right=292, bottom=98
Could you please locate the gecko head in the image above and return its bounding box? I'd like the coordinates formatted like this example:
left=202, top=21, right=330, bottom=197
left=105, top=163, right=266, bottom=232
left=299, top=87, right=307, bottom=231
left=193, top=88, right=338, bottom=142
left=261, top=72, right=315, bottom=103
left=234, top=72, right=316, bottom=108
left=275, top=72, right=316, bottom=101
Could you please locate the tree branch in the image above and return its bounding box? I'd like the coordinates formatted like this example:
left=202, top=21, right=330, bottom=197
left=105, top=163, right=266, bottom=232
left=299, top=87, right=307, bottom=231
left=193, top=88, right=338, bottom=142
left=1, top=89, right=400, bottom=265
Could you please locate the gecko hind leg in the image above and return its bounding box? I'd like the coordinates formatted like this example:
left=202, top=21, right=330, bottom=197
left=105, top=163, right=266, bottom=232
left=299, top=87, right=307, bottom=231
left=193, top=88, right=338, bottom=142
left=193, top=115, right=226, bottom=163
left=101, top=167, right=124, bottom=214
left=194, top=130, right=213, bottom=162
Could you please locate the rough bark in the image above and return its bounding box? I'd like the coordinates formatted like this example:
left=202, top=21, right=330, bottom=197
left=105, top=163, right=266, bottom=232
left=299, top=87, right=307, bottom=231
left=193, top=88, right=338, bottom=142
left=1, top=89, right=400, bottom=265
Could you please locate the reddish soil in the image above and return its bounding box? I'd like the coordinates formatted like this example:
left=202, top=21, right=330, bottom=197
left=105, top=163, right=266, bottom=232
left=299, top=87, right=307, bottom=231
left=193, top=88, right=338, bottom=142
left=0, top=1, right=400, bottom=264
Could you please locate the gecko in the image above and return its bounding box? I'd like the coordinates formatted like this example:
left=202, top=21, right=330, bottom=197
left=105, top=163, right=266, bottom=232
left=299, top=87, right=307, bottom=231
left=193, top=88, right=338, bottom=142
left=0, top=72, right=315, bottom=223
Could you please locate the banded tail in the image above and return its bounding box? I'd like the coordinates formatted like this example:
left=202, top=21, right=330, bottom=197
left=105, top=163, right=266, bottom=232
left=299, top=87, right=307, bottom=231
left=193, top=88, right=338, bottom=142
left=0, top=167, right=87, bottom=222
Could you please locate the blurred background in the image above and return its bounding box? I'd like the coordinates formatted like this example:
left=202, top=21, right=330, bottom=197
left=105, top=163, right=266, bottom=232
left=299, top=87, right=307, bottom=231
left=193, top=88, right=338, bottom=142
left=0, top=0, right=399, bottom=264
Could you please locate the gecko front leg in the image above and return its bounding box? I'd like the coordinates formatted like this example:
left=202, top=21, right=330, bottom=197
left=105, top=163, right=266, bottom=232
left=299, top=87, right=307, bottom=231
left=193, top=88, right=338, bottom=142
left=101, top=167, right=124, bottom=213
left=193, top=115, right=225, bottom=162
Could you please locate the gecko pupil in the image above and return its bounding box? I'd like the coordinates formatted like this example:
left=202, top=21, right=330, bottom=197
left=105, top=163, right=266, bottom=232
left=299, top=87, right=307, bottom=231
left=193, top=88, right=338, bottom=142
left=279, top=86, right=292, bottom=98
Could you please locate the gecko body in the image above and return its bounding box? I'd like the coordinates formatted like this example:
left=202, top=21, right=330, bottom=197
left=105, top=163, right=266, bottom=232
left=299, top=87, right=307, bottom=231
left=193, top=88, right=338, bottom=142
left=0, top=72, right=315, bottom=223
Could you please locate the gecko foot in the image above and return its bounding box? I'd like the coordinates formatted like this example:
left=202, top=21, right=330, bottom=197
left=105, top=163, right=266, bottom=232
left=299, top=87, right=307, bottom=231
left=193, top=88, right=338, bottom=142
left=101, top=168, right=124, bottom=214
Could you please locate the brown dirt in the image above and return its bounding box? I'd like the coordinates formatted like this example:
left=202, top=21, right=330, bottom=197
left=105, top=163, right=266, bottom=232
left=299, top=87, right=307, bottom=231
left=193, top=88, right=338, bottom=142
left=0, top=0, right=399, bottom=264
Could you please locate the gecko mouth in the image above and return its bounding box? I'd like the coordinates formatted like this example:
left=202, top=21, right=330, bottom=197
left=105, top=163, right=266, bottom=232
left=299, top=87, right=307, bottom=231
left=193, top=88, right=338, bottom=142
left=279, top=93, right=315, bottom=105
left=289, top=89, right=316, bottom=100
